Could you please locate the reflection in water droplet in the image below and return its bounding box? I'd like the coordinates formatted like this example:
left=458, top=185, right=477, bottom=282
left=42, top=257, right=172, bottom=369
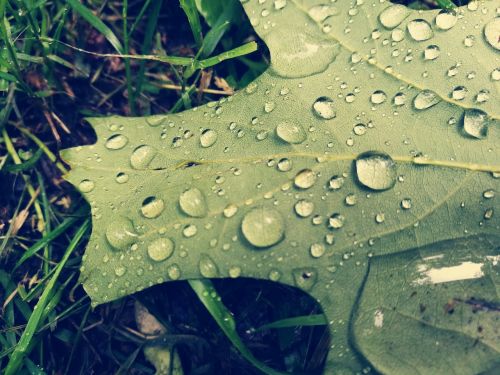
left=200, top=129, right=218, bottom=148
left=130, top=145, right=157, bottom=169
left=179, top=188, right=208, bottom=217
left=355, top=151, right=397, bottom=191
left=105, top=217, right=137, bottom=250
left=148, top=237, right=174, bottom=262
left=435, top=9, right=457, bottom=30
left=463, top=109, right=489, bottom=139
left=141, top=197, right=165, bottom=219
left=295, top=199, right=314, bottom=217
left=105, top=134, right=128, bottom=150
left=484, top=18, right=500, bottom=50
left=313, top=97, right=336, bottom=119
left=294, top=169, right=317, bottom=189
left=199, top=255, right=219, bottom=277
left=241, top=207, right=285, bottom=248
left=413, top=90, right=440, bottom=110
left=292, top=268, right=317, bottom=291
left=79, top=179, right=95, bottom=193
left=407, top=19, right=433, bottom=41
left=310, top=243, right=325, bottom=258
left=379, top=5, right=409, bottom=29
left=276, top=122, right=307, bottom=144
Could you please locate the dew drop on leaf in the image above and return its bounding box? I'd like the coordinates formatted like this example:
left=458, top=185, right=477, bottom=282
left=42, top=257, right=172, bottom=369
left=413, top=90, right=440, bottom=110
left=130, top=145, right=156, bottom=169
left=105, top=134, right=128, bottom=150
left=115, top=172, right=129, bottom=184
left=355, top=151, right=397, bottom=191
left=167, top=264, right=181, bottom=280
left=292, top=268, right=317, bottom=290
left=378, top=4, right=409, bottom=29
left=312, top=97, right=336, bottom=119
left=275, top=121, right=307, bottom=144
left=401, top=198, right=412, bottom=210
left=200, top=129, right=218, bottom=148
left=268, top=269, right=281, bottom=281
left=424, top=45, right=440, bottom=60
left=105, top=218, right=137, bottom=250
left=462, top=109, right=489, bottom=139
left=329, top=213, right=345, bottom=229
left=310, top=243, right=326, bottom=258
left=370, top=90, right=387, bottom=104
left=228, top=266, right=242, bottom=278
left=141, top=196, right=165, bottom=219
left=277, top=158, right=293, bottom=172
left=329, top=175, right=345, bottom=190
left=241, top=207, right=285, bottom=248
left=435, top=9, right=457, bottom=30
left=199, top=254, right=219, bottom=277
left=294, top=169, right=317, bottom=189
left=483, top=18, right=500, bottom=50
left=114, top=266, right=126, bottom=277
left=393, top=92, right=406, bottom=106
left=223, top=203, right=238, bottom=218
left=308, top=4, right=339, bottom=22
left=345, top=194, right=357, bottom=206
left=179, top=188, right=208, bottom=217
left=147, top=237, right=174, bottom=262
left=407, top=19, right=433, bottom=41
left=182, top=224, right=198, bottom=238
left=79, top=179, right=95, bottom=193
left=294, top=199, right=314, bottom=217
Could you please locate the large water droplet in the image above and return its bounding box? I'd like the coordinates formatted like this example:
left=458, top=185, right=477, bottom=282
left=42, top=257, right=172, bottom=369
left=308, top=4, right=339, bottom=22
left=462, top=109, right=489, bottom=139
left=435, top=9, right=457, bottom=30
left=199, top=254, right=219, bottom=277
left=148, top=237, right=174, bottom=262
left=179, top=188, right=208, bottom=217
left=292, top=268, right=317, bottom=291
left=130, top=145, right=157, bottom=169
left=276, top=122, right=307, bottom=144
left=355, top=151, right=397, bottom=191
left=413, top=90, right=440, bottom=110
left=379, top=5, right=409, bottom=29
left=294, top=169, right=317, bottom=189
left=200, top=129, right=218, bottom=148
left=241, top=207, right=285, bottom=248
left=312, top=97, right=336, bottom=119
left=407, top=19, right=433, bottom=41
left=484, top=18, right=500, bottom=50
left=79, top=179, right=95, bottom=193
left=105, top=134, right=129, bottom=150
left=105, top=218, right=137, bottom=250
left=141, top=197, right=165, bottom=219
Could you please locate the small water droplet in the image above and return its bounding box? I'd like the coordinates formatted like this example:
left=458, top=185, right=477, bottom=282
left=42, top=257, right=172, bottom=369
left=313, top=97, right=336, bottom=119
left=294, top=169, right=317, bottom=189
left=276, top=122, right=307, bottom=144
left=115, top=172, right=129, bottom=184
left=183, top=224, right=198, bottom=238
left=413, top=90, right=440, bottom=110
left=451, top=86, right=468, bottom=101
left=393, top=93, right=406, bottom=106
left=148, top=237, right=174, bottom=262
left=379, top=5, right=409, bottom=29
left=407, top=19, right=433, bottom=41
left=105, top=134, right=129, bottom=150
left=241, top=207, right=285, bottom=248
left=484, top=18, right=500, bottom=50
left=229, top=266, right=242, bottom=278
left=375, top=213, right=385, bottom=223
left=79, top=179, right=95, bottom=193
left=269, top=269, right=281, bottom=281
left=345, top=194, right=357, bottom=206
left=400, top=198, right=412, bottom=210
left=355, top=151, right=397, bottom=191
left=294, top=199, right=314, bottom=217
left=115, top=266, right=126, bottom=277
left=424, top=45, right=440, bottom=60
left=223, top=204, right=238, bottom=218
left=141, top=196, right=165, bottom=219
left=329, top=175, right=345, bottom=190
left=462, top=109, right=489, bottom=139
left=167, top=264, right=181, bottom=280
left=483, top=189, right=495, bottom=199
left=435, top=9, right=457, bottom=30
left=179, top=188, right=208, bottom=217
left=310, top=243, right=325, bottom=258
left=199, top=255, right=219, bottom=277
left=329, top=213, right=345, bottom=229
left=130, top=145, right=156, bottom=169
left=292, top=268, right=317, bottom=290
left=277, top=158, right=293, bottom=172
left=371, top=90, right=387, bottom=104
left=105, top=218, right=137, bottom=250
left=308, top=4, right=339, bottom=22
left=200, top=129, right=218, bottom=148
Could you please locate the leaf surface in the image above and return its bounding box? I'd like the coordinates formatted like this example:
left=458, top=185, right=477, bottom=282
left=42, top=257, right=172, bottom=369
left=63, top=1, right=500, bottom=373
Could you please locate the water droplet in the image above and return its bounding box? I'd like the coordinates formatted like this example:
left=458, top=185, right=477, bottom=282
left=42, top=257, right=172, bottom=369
left=393, top=93, right=406, bottom=106
left=115, top=266, right=126, bottom=277
left=484, top=18, right=500, bottom=50
left=483, top=189, right=495, bottom=199
left=379, top=5, right=409, bottom=29
left=476, top=89, right=490, bottom=103
left=294, top=199, right=314, bottom=217
left=241, top=207, right=285, bottom=248
left=345, top=194, right=357, bottom=206
left=463, top=35, right=475, bottom=47
left=229, top=266, right=242, bottom=278
left=277, top=158, right=293, bottom=172
left=269, top=269, right=281, bottom=281
left=451, top=86, right=468, bottom=101
left=407, top=19, right=433, bottom=41
left=200, top=129, right=218, bottom=148
left=141, top=196, right=165, bottom=219
left=462, top=109, right=489, bottom=139
left=375, top=213, right=385, bottom=223
left=223, top=204, right=238, bottom=218
left=329, top=213, right=345, bottom=229
left=370, top=90, right=387, bottom=104
left=105, top=218, right=137, bottom=250
left=199, top=255, right=219, bottom=277
left=400, top=198, right=412, bottom=210
left=276, top=122, right=307, bottom=144
left=391, top=28, right=405, bottom=42
left=413, top=90, right=440, bottom=110
left=167, top=264, right=181, bottom=280
left=79, top=179, right=95, bottom=193
left=313, top=97, right=336, bottom=119
left=492, top=68, right=500, bottom=81
left=329, top=175, right=345, bottom=190
left=130, top=145, right=156, bottom=169
left=274, top=0, right=287, bottom=11
left=105, top=134, right=129, bottom=150
left=115, top=172, right=129, bottom=184
left=310, top=243, right=325, bottom=258
left=294, top=169, right=317, bottom=189
left=179, top=188, right=208, bottom=217
left=183, top=224, right=198, bottom=238
left=148, top=237, right=174, bottom=262
left=424, top=45, right=440, bottom=60
left=355, top=151, right=397, bottom=191
left=292, top=268, right=317, bottom=290
left=308, top=4, right=339, bottom=22
left=435, top=9, right=457, bottom=30
left=264, top=101, right=276, bottom=113
left=484, top=208, right=494, bottom=220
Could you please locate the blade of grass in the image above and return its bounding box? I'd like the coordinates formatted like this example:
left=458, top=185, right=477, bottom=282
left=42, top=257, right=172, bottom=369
left=436, top=0, right=455, bottom=9
left=2, top=148, right=43, bottom=173
left=188, top=279, right=287, bottom=375
left=5, top=219, right=90, bottom=375
left=179, top=0, right=203, bottom=48
left=65, top=0, right=123, bottom=54
left=255, top=314, right=327, bottom=332
left=194, top=41, right=257, bottom=70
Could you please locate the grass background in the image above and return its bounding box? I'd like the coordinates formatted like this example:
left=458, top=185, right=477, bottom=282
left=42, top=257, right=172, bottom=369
left=0, top=0, right=468, bottom=374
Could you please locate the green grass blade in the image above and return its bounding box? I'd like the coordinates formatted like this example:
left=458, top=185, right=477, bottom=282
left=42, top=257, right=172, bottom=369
left=188, top=279, right=287, bottom=375
left=5, top=219, right=90, bottom=375
left=3, top=148, right=43, bottom=173
left=195, top=41, right=257, bottom=70
left=179, top=0, right=203, bottom=48
left=255, top=314, right=327, bottom=332
left=436, top=0, right=455, bottom=9
left=65, top=0, right=123, bottom=54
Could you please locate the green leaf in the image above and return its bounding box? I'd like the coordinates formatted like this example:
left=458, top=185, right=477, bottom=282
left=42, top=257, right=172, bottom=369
left=62, top=1, right=500, bottom=373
